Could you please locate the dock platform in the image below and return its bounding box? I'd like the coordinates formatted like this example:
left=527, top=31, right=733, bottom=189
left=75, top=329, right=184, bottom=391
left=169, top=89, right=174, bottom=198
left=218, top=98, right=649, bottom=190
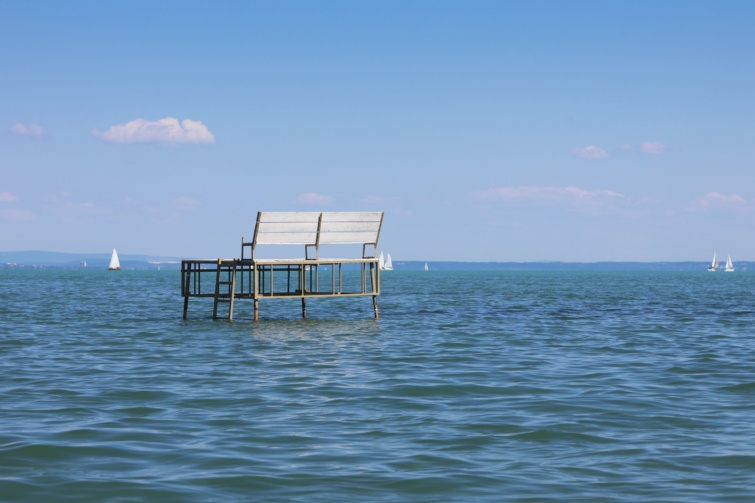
left=181, top=212, right=383, bottom=321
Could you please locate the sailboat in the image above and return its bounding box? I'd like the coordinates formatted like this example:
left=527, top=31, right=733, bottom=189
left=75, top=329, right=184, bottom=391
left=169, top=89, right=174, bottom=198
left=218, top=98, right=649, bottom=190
left=725, top=255, right=735, bottom=272
left=108, top=248, right=121, bottom=270
left=707, top=252, right=718, bottom=272
left=384, top=253, right=393, bottom=271
left=424, top=262, right=429, bottom=271
left=378, top=252, right=393, bottom=271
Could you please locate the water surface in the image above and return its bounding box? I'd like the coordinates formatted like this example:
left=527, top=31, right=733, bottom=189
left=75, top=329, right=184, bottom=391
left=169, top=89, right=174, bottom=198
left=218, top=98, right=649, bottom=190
left=1, top=270, right=754, bottom=501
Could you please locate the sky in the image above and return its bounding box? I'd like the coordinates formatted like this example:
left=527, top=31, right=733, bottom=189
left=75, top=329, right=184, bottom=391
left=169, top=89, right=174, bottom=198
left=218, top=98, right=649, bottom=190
left=2, top=1, right=754, bottom=262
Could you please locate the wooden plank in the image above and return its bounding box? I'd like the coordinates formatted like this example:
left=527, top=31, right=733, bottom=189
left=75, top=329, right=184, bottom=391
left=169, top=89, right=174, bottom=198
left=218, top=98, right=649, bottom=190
left=253, top=212, right=320, bottom=248
left=318, top=231, right=380, bottom=244
left=257, top=221, right=320, bottom=233
left=255, top=232, right=317, bottom=245
left=320, top=212, right=382, bottom=222
left=250, top=212, right=383, bottom=266
left=253, top=212, right=383, bottom=246
left=258, top=212, right=321, bottom=223
left=319, top=221, right=381, bottom=232
left=319, top=213, right=382, bottom=247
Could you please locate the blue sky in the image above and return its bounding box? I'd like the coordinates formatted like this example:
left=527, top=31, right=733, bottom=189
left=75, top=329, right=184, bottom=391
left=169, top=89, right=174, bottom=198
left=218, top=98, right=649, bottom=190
left=2, top=1, right=754, bottom=262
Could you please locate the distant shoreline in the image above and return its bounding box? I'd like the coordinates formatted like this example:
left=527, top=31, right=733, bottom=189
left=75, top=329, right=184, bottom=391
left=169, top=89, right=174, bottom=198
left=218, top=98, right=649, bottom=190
left=0, top=251, right=748, bottom=272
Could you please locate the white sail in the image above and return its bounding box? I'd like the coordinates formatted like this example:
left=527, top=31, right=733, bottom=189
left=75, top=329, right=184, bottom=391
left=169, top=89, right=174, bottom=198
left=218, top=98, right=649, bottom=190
left=108, top=248, right=121, bottom=270
left=424, top=262, right=429, bottom=271
left=384, top=253, right=393, bottom=271
left=378, top=252, right=385, bottom=270
left=725, top=255, right=735, bottom=272
left=708, top=252, right=718, bottom=272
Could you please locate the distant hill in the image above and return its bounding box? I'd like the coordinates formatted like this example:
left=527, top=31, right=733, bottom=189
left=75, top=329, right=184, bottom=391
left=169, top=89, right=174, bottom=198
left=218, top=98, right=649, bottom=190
left=395, top=261, right=750, bottom=272
left=0, top=251, right=184, bottom=270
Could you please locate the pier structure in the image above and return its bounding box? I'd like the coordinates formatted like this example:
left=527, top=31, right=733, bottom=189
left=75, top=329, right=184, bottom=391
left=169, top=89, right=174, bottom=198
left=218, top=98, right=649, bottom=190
left=181, top=211, right=383, bottom=321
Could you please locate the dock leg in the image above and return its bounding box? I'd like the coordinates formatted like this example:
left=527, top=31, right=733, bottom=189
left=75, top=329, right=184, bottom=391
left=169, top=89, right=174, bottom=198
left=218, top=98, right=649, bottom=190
left=228, top=263, right=237, bottom=321
left=182, top=262, right=191, bottom=320
left=212, top=259, right=223, bottom=320
left=373, top=295, right=379, bottom=320
left=302, top=298, right=307, bottom=319
left=253, top=264, right=259, bottom=322
left=369, top=262, right=376, bottom=293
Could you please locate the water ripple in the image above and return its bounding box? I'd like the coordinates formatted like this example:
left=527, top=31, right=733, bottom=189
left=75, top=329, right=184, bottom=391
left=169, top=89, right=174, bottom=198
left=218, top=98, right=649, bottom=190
left=2, top=270, right=755, bottom=501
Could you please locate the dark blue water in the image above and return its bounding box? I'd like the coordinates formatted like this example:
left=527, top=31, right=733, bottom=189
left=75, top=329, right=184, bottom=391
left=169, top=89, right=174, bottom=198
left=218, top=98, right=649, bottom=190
left=2, top=270, right=754, bottom=501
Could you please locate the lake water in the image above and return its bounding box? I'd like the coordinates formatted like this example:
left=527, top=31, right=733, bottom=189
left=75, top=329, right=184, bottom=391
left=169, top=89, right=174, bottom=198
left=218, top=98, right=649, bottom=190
left=1, top=269, right=754, bottom=501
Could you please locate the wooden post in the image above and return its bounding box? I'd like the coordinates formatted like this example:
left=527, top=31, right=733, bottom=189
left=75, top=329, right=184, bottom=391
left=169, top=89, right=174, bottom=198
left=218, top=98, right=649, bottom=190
left=253, top=263, right=259, bottom=322
left=212, top=259, right=223, bottom=320
left=228, top=262, right=237, bottom=321
left=373, top=295, right=379, bottom=319
left=362, top=263, right=372, bottom=293
left=182, top=261, right=190, bottom=320
left=301, top=298, right=307, bottom=319
left=369, top=262, right=376, bottom=293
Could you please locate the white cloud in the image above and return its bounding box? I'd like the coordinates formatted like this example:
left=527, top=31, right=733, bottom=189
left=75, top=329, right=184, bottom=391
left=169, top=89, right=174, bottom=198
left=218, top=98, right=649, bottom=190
left=693, top=192, right=747, bottom=211
left=572, top=145, right=609, bottom=159
left=682, top=191, right=751, bottom=217
left=9, top=123, right=44, bottom=137
left=296, top=192, right=334, bottom=205
left=0, top=191, right=19, bottom=202
left=640, top=141, right=666, bottom=154
left=0, top=209, right=37, bottom=221
left=93, top=117, right=215, bottom=144
left=473, top=185, right=633, bottom=215
left=476, top=186, right=626, bottom=203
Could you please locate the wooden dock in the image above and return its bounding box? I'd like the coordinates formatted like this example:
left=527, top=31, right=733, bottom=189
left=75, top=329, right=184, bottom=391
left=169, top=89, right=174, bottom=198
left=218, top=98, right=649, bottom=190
left=181, top=212, right=383, bottom=321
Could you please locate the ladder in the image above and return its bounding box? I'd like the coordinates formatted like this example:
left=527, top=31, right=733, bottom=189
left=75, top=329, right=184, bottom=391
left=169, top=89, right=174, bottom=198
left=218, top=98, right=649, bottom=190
left=212, top=259, right=237, bottom=320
